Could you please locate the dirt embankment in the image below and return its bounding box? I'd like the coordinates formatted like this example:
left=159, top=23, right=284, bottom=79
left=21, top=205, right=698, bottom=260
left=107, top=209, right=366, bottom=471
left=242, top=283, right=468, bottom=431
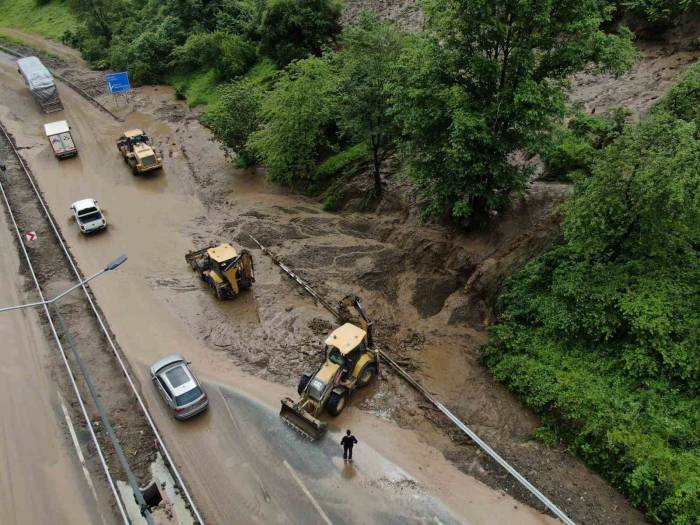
left=5, top=16, right=697, bottom=521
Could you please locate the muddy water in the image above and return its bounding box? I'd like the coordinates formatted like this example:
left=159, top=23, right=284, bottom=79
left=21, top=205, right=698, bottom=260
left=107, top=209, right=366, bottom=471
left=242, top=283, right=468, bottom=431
left=0, top=52, right=557, bottom=524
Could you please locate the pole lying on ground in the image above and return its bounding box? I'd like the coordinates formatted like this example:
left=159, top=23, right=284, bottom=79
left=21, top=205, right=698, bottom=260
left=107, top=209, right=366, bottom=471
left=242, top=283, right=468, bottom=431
left=248, top=233, right=577, bottom=525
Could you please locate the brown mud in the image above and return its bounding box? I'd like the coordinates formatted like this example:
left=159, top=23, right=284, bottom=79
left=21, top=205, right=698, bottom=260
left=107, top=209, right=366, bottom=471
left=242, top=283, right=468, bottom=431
left=3, top=18, right=694, bottom=520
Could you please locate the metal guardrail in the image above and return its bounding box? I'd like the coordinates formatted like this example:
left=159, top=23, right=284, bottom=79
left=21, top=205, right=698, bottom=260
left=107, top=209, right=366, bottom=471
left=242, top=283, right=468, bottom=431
left=0, top=120, right=204, bottom=524
left=248, top=233, right=577, bottom=525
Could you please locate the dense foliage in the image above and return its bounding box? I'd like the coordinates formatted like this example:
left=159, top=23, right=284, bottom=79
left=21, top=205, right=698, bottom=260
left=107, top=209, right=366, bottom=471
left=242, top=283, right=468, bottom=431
left=244, top=13, right=403, bottom=194
left=484, top=64, right=700, bottom=525
left=259, top=0, right=341, bottom=66
left=389, top=0, right=633, bottom=223
left=65, top=0, right=341, bottom=82
left=617, top=0, right=700, bottom=22
left=541, top=109, right=630, bottom=181
left=247, top=56, right=338, bottom=183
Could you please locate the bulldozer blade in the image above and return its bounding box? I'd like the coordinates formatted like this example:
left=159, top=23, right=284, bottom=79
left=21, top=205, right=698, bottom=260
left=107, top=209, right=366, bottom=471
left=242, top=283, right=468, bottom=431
left=279, top=398, right=326, bottom=441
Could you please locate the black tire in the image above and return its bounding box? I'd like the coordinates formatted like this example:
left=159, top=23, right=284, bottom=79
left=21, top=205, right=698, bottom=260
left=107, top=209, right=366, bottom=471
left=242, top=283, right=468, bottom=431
left=357, top=363, right=377, bottom=388
left=327, top=389, right=348, bottom=417
left=297, top=373, right=312, bottom=395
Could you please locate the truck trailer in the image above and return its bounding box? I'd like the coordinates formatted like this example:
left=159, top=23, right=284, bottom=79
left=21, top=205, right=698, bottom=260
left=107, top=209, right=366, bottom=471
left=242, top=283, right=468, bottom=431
left=17, top=56, right=63, bottom=113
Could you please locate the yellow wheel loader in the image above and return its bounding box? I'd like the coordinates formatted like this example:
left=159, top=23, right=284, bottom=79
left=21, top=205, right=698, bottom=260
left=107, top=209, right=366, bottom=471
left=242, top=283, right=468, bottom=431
left=280, top=295, right=379, bottom=440
left=116, top=129, right=163, bottom=175
left=185, top=243, right=255, bottom=300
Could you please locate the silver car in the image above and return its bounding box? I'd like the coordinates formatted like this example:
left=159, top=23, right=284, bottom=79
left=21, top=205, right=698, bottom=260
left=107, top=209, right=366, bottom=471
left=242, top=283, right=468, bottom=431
left=149, top=354, right=208, bottom=420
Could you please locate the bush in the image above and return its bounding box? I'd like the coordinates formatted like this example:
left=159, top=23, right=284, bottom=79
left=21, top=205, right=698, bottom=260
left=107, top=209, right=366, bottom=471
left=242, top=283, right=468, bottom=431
left=616, top=0, right=699, bottom=23
left=202, top=79, right=262, bottom=165
left=172, top=32, right=219, bottom=70
left=259, top=0, right=342, bottom=66
left=656, top=61, right=700, bottom=123
left=215, top=32, right=257, bottom=80
left=542, top=109, right=630, bottom=180
left=247, top=56, right=337, bottom=184
left=110, top=16, right=182, bottom=84
left=315, top=143, right=369, bottom=180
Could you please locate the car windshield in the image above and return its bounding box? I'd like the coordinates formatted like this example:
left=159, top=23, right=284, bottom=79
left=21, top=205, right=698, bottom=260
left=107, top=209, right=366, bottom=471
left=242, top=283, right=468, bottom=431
left=328, top=348, right=345, bottom=366
left=142, top=155, right=157, bottom=166
left=78, top=210, right=101, bottom=223
left=175, top=386, right=203, bottom=406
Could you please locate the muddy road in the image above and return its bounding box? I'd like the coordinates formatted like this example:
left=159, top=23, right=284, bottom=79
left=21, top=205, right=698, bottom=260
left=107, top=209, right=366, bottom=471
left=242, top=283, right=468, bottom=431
left=0, top=46, right=564, bottom=524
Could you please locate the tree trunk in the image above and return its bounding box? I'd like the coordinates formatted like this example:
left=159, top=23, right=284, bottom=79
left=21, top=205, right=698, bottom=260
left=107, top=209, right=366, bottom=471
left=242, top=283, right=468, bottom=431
left=371, top=137, right=382, bottom=196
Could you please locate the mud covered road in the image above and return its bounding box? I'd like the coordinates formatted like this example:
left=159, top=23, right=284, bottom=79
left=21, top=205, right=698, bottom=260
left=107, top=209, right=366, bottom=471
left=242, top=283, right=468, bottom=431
left=0, top=46, right=564, bottom=524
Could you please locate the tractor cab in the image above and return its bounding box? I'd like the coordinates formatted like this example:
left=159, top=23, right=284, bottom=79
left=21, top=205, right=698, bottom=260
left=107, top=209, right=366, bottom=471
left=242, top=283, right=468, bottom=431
left=123, top=129, right=150, bottom=149
left=185, top=242, right=255, bottom=300
left=325, top=323, right=368, bottom=381
left=206, top=243, right=239, bottom=272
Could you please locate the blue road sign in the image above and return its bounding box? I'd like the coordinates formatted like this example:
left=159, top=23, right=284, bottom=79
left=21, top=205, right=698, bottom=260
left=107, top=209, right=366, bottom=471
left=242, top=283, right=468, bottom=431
left=105, top=72, right=131, bottom=94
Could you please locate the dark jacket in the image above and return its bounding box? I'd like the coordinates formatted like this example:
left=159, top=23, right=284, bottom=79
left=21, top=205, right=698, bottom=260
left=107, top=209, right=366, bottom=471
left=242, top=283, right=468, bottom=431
left=341, top=435, right=358, bottom=448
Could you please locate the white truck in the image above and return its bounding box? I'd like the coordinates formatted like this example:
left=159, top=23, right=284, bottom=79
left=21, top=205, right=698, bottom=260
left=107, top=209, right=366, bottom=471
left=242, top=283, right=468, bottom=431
left=44, top=120, right=77, bottom=159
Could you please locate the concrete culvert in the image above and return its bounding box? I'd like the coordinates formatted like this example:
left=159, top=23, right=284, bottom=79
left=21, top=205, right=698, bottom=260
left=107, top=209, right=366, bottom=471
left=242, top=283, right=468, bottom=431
left=140, top=481, right=162, bottom=508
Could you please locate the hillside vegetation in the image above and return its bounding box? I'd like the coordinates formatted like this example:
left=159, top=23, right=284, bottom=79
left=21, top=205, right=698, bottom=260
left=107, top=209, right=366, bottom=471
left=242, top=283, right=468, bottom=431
left=0, top=0, right=76, bottom=39
left=484, top=63, right=700, bottom=525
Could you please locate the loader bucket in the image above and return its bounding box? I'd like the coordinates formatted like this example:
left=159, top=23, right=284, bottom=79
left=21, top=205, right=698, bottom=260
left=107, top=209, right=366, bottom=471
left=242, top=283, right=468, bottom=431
left=280, top=398, right=326, bottom=440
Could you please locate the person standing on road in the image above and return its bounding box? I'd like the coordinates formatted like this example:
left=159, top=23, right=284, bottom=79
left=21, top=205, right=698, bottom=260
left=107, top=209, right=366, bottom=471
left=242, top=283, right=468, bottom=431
left=341, top=430, right=358, bottom=461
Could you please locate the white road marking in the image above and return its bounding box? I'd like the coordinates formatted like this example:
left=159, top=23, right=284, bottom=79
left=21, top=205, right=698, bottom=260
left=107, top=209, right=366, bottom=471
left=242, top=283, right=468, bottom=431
left=60, top=396, right=105, bottom=523
left=283, top=460, right=333, bottom=525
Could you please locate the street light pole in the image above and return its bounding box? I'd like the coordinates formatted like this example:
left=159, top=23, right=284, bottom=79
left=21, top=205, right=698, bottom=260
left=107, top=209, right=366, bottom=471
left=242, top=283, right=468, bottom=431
left=0, top=254, right=127, bottom=313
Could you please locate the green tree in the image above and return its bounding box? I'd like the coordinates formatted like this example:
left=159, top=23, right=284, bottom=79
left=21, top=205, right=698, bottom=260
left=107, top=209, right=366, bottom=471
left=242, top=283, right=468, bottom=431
left=333, top=13, right=405, bottom=196
left=247, top=56, right=337, bottom=184
left=67, top=0, right=121, bottom=44
left=203, top=80, right=262, bottom=165
left=259, top=0, right=341, bottom=67
left=390, top=0, right=634, bottom=223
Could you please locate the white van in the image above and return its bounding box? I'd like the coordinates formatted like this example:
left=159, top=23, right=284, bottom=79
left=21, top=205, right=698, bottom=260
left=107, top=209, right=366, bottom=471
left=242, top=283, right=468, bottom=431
left=44, top=120, right=77, bottom=159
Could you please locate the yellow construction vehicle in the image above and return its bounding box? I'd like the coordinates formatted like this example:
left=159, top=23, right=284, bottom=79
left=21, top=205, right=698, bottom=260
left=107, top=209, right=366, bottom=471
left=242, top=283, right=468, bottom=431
left=116, top=129, right=162, bottom=174
left=185, top=243, right=255, bottom=300
left=280, top=295, right=378, bottom=440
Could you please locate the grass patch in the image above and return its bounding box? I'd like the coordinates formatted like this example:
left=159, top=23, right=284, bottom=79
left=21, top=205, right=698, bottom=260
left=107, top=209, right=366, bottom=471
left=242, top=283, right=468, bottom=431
left=244, top=58, right=278, bottom=87
left=0, top=0, right=76, bottom=40
left=168, top=68, right=220, bottom=107
left=168, top=59, right=278, bottom=108
left=315, top=143, right=369, bottom=180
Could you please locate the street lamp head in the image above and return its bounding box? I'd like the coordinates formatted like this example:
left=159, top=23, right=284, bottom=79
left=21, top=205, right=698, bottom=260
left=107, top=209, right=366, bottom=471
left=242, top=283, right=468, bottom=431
left=105, top=254, right=128, bottom=271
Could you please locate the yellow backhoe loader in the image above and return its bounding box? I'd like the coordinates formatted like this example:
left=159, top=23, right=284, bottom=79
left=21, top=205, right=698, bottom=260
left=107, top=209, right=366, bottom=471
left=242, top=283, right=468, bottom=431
left=280, top=295, right=378, bottom=440
left=185, top=243, right=254, bottom=300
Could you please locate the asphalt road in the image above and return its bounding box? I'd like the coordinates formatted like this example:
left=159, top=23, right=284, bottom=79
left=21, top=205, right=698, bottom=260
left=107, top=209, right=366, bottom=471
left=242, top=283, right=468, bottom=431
left=0, top=49, right=556, bottom=525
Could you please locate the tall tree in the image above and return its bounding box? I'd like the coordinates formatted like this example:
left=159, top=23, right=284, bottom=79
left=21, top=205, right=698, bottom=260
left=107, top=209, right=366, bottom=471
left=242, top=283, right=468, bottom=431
left=259, top=0, right=342, bottom=67
left=390, top=0, right=634, bottom=223
left=333, top=14, right=404, bottom=196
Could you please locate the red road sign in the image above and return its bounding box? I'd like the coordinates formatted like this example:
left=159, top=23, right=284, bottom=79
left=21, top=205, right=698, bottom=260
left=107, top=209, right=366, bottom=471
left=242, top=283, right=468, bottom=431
left=25, top=231, right=37, bottom=242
